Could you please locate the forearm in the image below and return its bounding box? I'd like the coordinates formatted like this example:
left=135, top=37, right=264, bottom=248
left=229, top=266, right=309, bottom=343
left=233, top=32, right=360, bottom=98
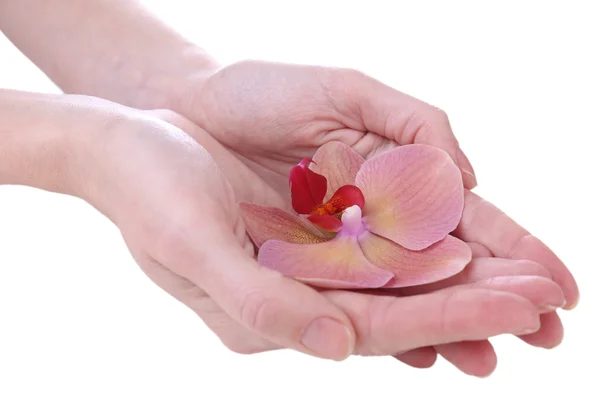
left=0, top=89, right=94, bottom=195
left=0, top=0, right=218, bottom=109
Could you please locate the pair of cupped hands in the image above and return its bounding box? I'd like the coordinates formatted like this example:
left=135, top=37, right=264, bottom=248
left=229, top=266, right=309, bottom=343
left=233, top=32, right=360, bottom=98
left=78, top=61, right=577, bottom=377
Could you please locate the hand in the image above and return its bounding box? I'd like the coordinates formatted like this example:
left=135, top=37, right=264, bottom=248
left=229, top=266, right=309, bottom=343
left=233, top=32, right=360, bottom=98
left=0, top=0, right=577, bottom=375
left=5, top=92, right=557, bottom=372
left=66, top=101, right=355, bottom=360
left=170, top=60, right=579, bottom=373
left=154, top=111, right=566, bottom=377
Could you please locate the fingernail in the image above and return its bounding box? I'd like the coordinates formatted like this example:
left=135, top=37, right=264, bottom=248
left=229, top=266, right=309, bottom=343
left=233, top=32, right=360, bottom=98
left=564, top=293, right=579, bottom=310
left=457, top=148, right=477, bottom=188
left=518, top=326, right=540, bottom=335
left=545, top=337, right=564, bottom=349
left=540, top=304, right=559, bottom=313
left=301, top=317, right=353, bottom=360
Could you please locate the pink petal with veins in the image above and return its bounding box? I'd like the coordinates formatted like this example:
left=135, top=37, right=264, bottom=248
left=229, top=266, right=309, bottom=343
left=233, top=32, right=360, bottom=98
left=258, top=237, right=394, bottom=289
left=359, top=233, right=472, bottom=288
left=355, top=144, right=464, bottom=251
left=310, top=142, right=365, bottom=200
left=240, top=203, right=326, bottom=247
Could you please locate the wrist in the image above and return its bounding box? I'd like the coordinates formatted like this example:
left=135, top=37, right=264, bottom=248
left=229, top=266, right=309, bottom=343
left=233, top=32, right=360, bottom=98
left=0, top=90, right=133, bottom=201
left=127, top=45, right=220, bottom=112
left=0, top=90, right=78, bottom=194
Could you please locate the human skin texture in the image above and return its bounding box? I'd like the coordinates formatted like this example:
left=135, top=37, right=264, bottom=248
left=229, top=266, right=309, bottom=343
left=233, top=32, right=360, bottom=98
left=0, top=0, right=579, bottom=377
left=0, top=91, right=566, bottom=376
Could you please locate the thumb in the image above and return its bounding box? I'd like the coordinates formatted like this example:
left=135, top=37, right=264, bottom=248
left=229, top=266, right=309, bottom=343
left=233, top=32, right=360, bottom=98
left=328, top=69, right=477, bottom=189
left=156, top=218, right=356, bottom=361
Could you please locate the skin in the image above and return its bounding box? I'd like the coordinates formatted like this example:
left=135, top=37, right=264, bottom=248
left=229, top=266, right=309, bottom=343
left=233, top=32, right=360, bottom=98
left=0, top=92, right=565, bottom=371
left=0, top=0, right=579, bottom=377
left=168, top=66, right=578, bottom=372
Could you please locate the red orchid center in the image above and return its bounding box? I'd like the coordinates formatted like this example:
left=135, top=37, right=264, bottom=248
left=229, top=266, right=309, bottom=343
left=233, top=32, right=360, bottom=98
left=289, top=159, right=365, bottom=232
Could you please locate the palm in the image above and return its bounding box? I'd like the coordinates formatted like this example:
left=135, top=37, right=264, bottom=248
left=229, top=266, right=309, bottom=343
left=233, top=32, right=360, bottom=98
left=156, top=110, right=554, bottom=367
left=176, top=61, right=578, bottom=366
left=188, top=60, right=576, bottom=299
left=101, top=111, right=282, bottom=353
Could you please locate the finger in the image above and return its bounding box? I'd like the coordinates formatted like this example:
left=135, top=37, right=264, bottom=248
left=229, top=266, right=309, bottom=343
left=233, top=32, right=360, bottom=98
left=518, top=312, right=564, bottom=349
left=466, top=276, right=565, bottom=312
left=331, top=69, right=477, bottom=188
left=438, top=278, right=565, bottom=350
left=435, top=341, right=497, bottom=377
left=390, top=257, right=553, bottom=296
left=133, top=252, right=281, bottom=354
left=455, top=190, right=579, bottom=308
left=467, top=241, right=493, bottom=258
left=394, top=275, right=564, bottom=313
left=404, top=269, right=565, bottom=351
left=156, top=216, right=355, bottom=361
left=396, top=278, right=562, bottom=374
left=324, top=286, right=540, bottom=356
left=393, top=347, right=438, bottom=368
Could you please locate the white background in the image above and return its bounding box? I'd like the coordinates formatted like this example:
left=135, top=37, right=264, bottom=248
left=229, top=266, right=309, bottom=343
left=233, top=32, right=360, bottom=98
left=1, top=1, right=598, bottom=392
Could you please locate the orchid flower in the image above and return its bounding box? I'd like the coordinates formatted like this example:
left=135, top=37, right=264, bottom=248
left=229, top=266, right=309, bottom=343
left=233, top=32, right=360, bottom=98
left=240, top=142, right=472, bottom=289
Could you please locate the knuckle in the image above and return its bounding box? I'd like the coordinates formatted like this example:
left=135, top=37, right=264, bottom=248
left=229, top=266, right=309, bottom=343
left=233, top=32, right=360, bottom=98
left=339, top=66, right=367, bottom=80
left=196, top=312, right=264, bottom=356
left=363, top=296, right=398, bottom=355
left=506, top=233, right=536, bottom=259
left=319, top=66, right=372, bottom=116
left=327, top=67, right=368, bottom=92
left=431, top=107, right=450, bottom=125
left=413, top=108, right=451, bottom=139
left=406, top=110, right=431, bottom=140
left=515, top=259, right=553, bottom=279
left=192, top=303, right=266, bottom=355
left=461, top=194, right=492, bottom=229
left=437, top=290, right=462, bottom=338
left=219, top=334, right=277, bottom=355
left=220, top=338, right=259, bottom=355
left=215, top=327, right=265, bottom=355
left=238, top=289, right=280, bottom=334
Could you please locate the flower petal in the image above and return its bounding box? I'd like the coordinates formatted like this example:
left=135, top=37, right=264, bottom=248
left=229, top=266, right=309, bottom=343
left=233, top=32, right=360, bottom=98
left=310, top=142, right=365, bottom=200
left=355, top=144, right=464, bottom=250
left=258, top=237, right=394, bottom=289
left=289, top=158, right=328, bottom=214
left=240, top=203, right=326, bottom=247
left=358, top=232, right=472, bottom=288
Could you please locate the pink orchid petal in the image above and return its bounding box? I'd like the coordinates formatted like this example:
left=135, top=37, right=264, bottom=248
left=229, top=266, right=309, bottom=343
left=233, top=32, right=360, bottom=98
left=310, top=142, right=365, bottom=200
left=355, top=144, right=464, bottom=250
left=239, top=203, right=326, bottom=247
left=358, top=232, right=472, bottom=288
left=258, top=237, right=394, bottom=289
left=289, top=158, right=328, bottom=214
